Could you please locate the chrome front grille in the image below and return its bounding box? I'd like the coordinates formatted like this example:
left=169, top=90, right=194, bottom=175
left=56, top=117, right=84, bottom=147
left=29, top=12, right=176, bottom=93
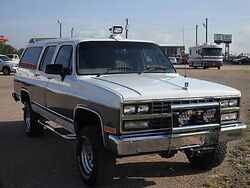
left=121, top=98, right=221, bottom=134
left=152, top=101, right=171, bottom=114
left=152, top=98, right=216, bottom=114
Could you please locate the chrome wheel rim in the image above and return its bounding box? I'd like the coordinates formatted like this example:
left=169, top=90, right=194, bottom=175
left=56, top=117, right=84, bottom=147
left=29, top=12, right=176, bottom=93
left=25, top=107, right=31, bottom=130
left=80, top=137, right=94, bottom=174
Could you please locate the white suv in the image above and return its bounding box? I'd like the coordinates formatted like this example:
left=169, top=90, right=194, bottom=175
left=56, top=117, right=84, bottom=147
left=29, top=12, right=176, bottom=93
left=12, top=26, right=246, bottom=186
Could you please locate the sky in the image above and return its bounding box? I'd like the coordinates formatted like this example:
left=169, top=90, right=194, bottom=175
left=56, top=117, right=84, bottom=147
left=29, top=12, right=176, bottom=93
left=1, top=0, right=250, bottom=54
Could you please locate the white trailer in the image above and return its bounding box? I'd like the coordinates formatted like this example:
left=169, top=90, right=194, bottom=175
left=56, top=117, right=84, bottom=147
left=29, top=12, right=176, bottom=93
left=189, top=43, right=223, bottom=69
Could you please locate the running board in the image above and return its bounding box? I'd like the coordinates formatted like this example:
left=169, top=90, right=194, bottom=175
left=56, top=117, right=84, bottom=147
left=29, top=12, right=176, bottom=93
left=38, top=119, right=76, bottom=140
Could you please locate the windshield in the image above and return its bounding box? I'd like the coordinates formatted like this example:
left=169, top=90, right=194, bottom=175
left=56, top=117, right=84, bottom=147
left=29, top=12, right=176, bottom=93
left=77, top=42, right=175, bottom=75
left=0, top=55, right=11, bottom=61
left=203, top=48, right=222, bottom=56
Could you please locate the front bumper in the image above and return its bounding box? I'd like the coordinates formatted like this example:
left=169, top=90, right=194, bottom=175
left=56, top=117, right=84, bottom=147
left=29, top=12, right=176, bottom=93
left=108, top=122, right=246, bottom=156
left=10, top=66, right=17, bottom=72
left=203, top=61, right=222, bottom=67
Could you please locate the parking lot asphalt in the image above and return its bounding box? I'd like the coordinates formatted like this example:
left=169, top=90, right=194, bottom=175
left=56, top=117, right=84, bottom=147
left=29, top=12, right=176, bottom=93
left=0, top=65, right=249, bottom=188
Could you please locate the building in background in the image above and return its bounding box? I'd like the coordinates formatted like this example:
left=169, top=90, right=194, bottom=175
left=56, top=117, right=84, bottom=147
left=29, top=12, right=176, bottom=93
left=159, top=44, right=185, bottom=57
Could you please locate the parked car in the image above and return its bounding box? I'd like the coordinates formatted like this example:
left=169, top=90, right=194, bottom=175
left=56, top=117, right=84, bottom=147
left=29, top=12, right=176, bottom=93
left=0, top=55, right=18, bottom=75
left=6, top=54, right=20, bottom=63
left=232, top=56, right=250, bottom=64
left=168, top=57, right=177, bottom=64
left=12, top=26, right=246, bottom=186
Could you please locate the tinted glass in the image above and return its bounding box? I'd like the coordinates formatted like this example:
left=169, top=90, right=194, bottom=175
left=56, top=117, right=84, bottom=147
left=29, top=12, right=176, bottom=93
left=55, top=45, right=72, bottom=69
left=77, top=42, right=175, bottom=75
left=20, top=47, right=42, bottom=68
left=203, top=48, right=222, bottom=56
left=39, top=46, right=56, bottom=71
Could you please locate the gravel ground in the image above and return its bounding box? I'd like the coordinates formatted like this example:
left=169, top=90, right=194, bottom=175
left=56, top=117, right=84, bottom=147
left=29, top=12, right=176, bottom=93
left=0, top=65, right=249, bottom=188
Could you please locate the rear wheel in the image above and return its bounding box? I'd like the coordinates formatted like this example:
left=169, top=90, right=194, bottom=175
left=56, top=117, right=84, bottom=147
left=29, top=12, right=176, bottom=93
left=186, top=142, right=227, bottom=170
left=23, top=102, right=44, bottom=137
left=2, top=67, right=10, bottom=75
left=77, top=125, right=116, bottom=186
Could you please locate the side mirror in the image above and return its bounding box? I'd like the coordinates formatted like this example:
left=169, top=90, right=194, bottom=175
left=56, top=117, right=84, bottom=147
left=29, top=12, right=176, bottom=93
left=45, top=64, right=63, bottom=75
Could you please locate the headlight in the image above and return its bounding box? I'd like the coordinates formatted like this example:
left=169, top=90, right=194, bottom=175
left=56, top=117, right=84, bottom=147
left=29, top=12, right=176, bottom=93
left=124, top=121, right=149, bottom=130
left=228, top=99, right=238, bottom=107
left=123, top=104, right=150, bottom=114
left=137, top=105, right=149, bottom=113
left=220, top=99, right=239, bottom=108
left=221, top=113, right=238, bottom=121
left=220, top=100, right=229, bottom=107
left=123, top=105, right=136, bottom=114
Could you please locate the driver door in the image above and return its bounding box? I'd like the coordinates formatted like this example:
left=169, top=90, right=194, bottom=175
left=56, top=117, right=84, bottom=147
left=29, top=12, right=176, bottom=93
left=45, top=44, right=73, bottom=131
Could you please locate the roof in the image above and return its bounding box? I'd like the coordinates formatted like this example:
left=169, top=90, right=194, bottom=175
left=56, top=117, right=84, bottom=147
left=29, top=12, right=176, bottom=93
left=159, top=44, right=185, bottom=47
left=189, top=43, right=223, bottom=49
left=26, top=37, right=157, bottom=47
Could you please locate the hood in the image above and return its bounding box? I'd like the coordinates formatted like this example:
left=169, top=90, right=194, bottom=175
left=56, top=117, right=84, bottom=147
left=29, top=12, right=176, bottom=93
left=3, top=60, right=15, bottom=64
left=83, top=73, right=241, bottom=101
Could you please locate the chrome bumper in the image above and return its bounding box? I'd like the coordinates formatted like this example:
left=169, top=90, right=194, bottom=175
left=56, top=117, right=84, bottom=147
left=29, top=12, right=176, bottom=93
left=108, top=123, right=246, bottom=156
left=10, top=66, right=17, bottom=72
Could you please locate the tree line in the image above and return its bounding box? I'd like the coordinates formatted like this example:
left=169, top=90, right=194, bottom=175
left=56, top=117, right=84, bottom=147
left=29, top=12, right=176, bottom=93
left=0, top=41, right=24, bottom=56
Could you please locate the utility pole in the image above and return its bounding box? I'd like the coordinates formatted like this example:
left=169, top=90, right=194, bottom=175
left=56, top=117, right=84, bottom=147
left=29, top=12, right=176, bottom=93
left=71, top=27, right=74, bottom=38
left=205, top=18, right=208, bottom=43
left=57, top=20, right=62, bottom=38
left=125, top=18, right=129, bottom=39
left=182, top=26, right=185, bottom=46
left=196, top=25, right=198, bottom=46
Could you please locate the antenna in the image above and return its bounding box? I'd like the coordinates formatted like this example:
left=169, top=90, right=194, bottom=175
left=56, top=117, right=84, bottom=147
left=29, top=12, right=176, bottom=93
left=125, top=18, right=129, bottom=39
left=184, top=63, right=187, bottom=77
left=182, top=25, right=187, bottom=77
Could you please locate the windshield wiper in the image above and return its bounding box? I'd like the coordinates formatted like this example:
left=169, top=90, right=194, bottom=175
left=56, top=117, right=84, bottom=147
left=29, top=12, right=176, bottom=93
left=96, top=67, right=132, bottom=77
left=139, top=66, right=167, bottom=74
left=106, top=67, right=132, bottom=71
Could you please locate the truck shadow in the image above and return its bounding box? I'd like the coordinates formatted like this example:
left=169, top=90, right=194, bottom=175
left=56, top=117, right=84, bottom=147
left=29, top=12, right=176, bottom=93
left=0, top=121, right=206, bottom=188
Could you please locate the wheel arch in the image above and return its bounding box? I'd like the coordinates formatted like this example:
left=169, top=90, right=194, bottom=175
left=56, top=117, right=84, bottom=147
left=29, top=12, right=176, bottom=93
left=73, top=105, right=105, bottom=145
left=20, top=88, right=31, bottom=104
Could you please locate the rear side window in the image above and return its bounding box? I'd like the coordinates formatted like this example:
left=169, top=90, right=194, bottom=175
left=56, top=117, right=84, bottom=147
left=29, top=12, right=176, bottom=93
left=39, top=46, right=56, bottom=71
left=20, top=47, right=42, bottom=69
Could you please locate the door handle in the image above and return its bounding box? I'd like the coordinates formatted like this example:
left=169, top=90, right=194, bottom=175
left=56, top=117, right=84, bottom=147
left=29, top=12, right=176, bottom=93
left=47, top=76, right=54, bottom=79
left=34, top=73, right=40, bottom=76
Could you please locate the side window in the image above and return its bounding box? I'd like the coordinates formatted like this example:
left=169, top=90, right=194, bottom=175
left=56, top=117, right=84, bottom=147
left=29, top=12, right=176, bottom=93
left=20, top=47, right=42, bottom=68
left=39, top=46, right=56, bottom=71
left=54, top=45, right=73, bottom=73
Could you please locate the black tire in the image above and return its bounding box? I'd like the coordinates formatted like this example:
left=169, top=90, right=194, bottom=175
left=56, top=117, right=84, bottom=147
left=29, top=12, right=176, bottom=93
left=217, top=66, right=221, bottom=70
left=186, top=142, right=227, bottom=170
left=194, top=66, right=198, bottom=69
left=77, top=125, right=116, bottom=186
left=23, top=102, right=44, bottom=137
left=2, top=67, right=10, bottom=75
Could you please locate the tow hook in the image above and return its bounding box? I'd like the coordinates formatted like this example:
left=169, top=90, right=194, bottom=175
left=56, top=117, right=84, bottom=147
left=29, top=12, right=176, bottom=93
left=186, top=147, right=215, bottom=157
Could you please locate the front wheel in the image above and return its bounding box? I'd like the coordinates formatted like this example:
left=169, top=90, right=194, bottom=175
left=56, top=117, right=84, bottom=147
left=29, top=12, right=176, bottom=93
left=2, top=67, right=10, bottom=75
left=77, top=125, right=116, bottom=186
left=23, top=102, right=44, bottom=137
left=186, top=142, right=227, bottom=170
